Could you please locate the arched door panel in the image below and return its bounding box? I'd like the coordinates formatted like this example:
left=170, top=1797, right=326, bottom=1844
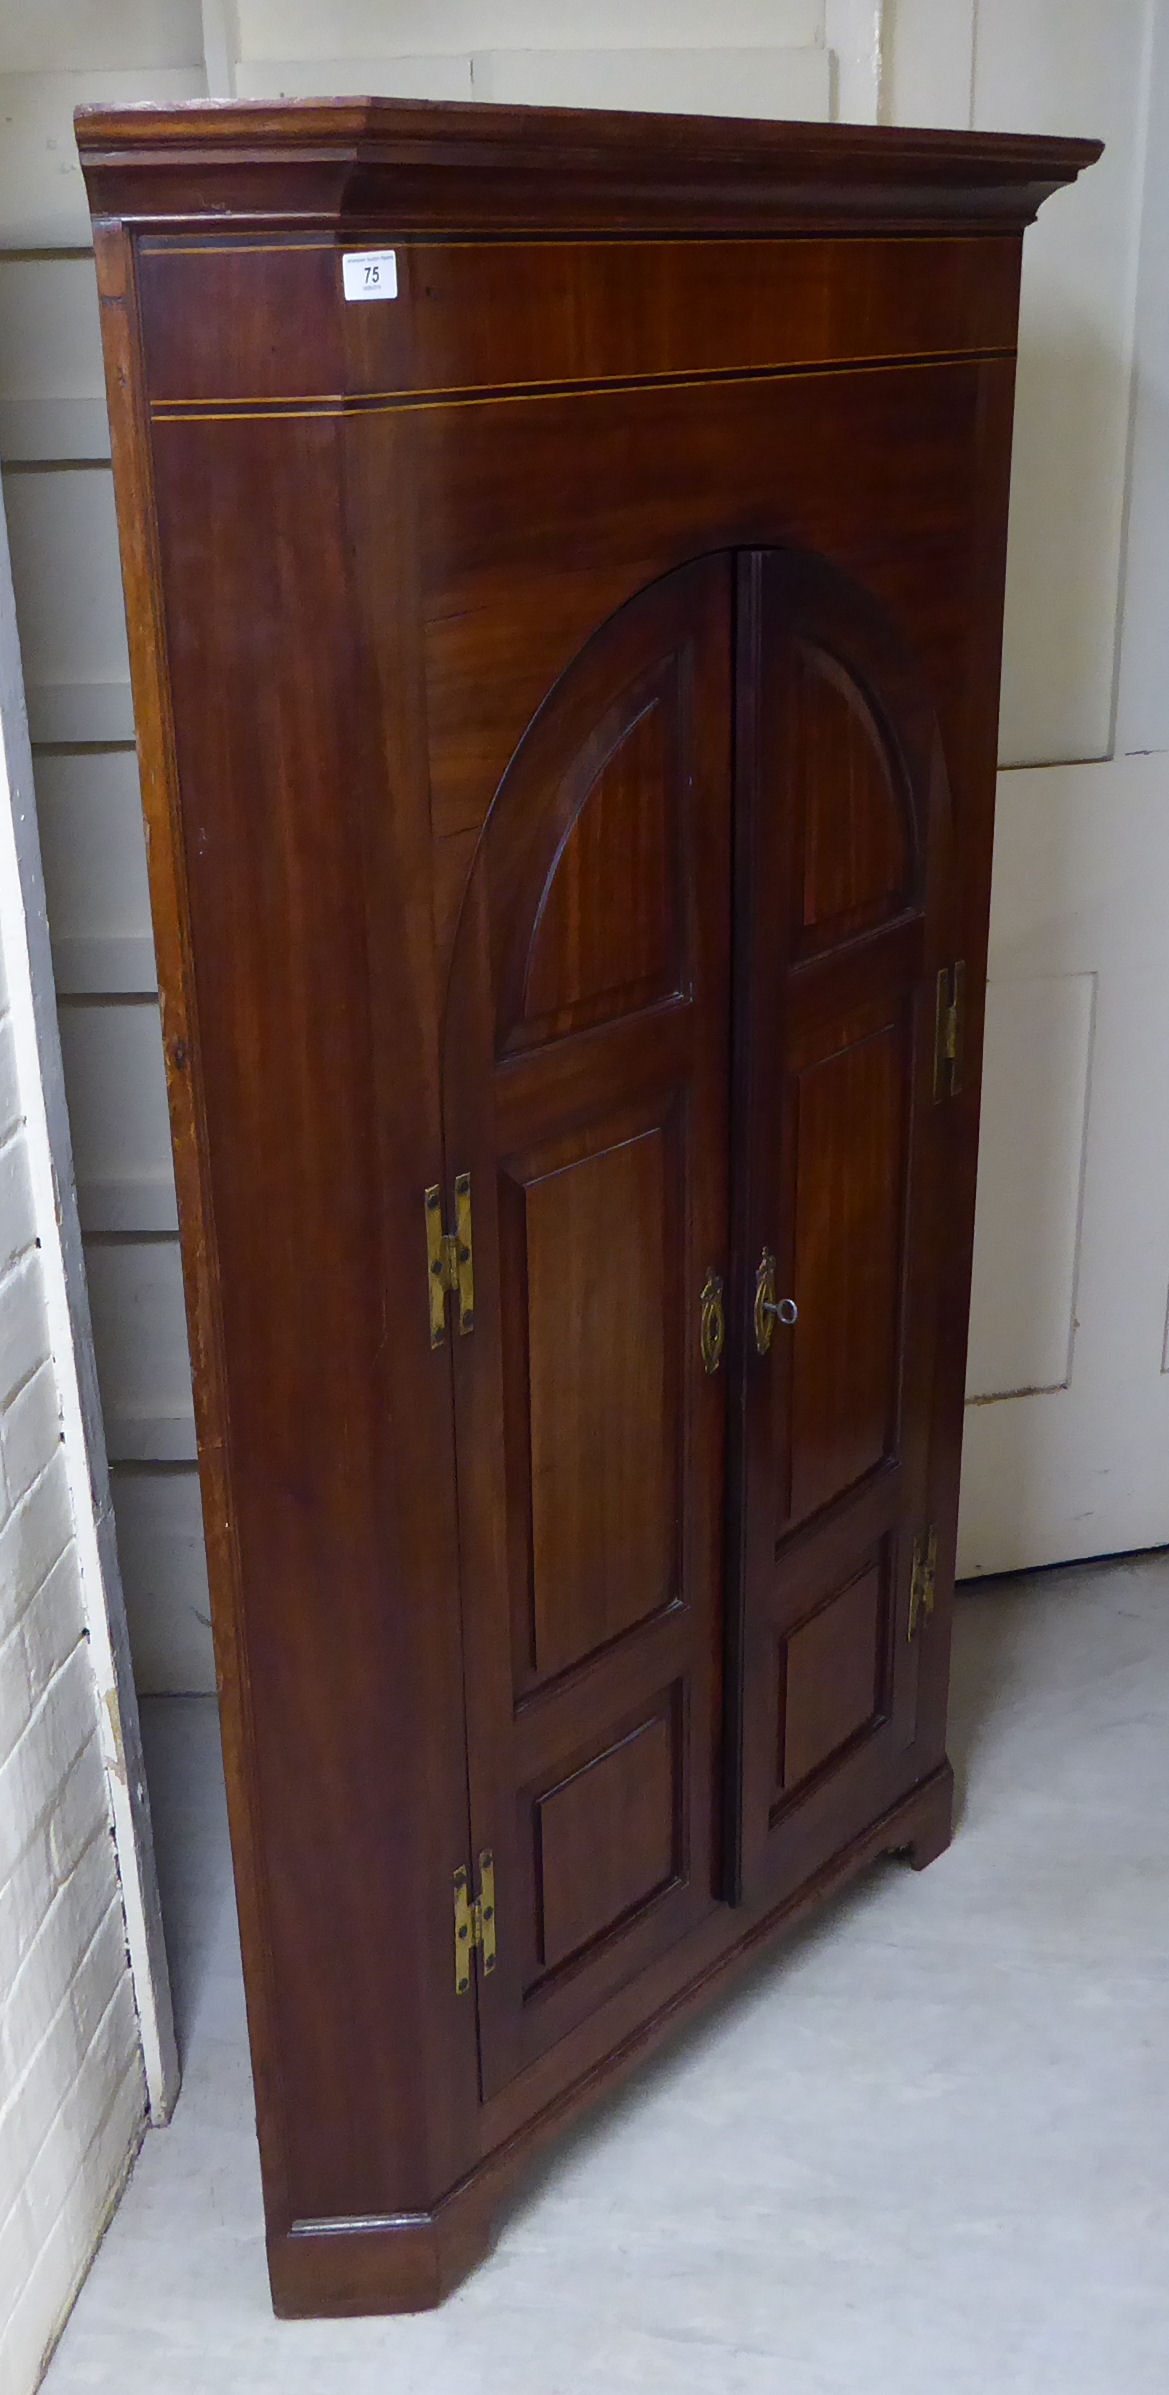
left=442, top=556, right=733, bottom=2099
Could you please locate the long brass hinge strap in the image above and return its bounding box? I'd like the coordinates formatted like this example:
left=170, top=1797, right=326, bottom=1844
left=933, top=961, right=965, bottom=1102
left=908, top=1524, right=939, bottom=1641
left=424, top=1175, right=474, bottom=1348
left=453, top=1850, right=497, bottom=1995
left=452, top=1172, right=475, bottom=1335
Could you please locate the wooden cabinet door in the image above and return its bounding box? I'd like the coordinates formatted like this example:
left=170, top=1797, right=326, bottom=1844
left=442, top=557, right=733, bottom=2098
left=728, top=548, right=954, bottom=1906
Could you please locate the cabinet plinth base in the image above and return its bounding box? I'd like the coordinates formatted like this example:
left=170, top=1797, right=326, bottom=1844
left=268, top=1760, right=954, bottom=2318
left=269, top=2199, right=495, bottom=2319
left=901, top=1758, right=957, bottom=1870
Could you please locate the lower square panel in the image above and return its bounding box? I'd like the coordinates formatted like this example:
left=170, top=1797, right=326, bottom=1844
left=527, top=1684, right=683, bottom=1987
left=777, top=1554, right=887, bottom=1800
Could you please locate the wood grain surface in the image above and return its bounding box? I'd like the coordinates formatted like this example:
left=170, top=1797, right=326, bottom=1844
left=79, top=96, right=1096, bottom=2315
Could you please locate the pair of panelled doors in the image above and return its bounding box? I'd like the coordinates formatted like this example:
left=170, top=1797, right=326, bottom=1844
left=440, top=546, right=952, bottom=2102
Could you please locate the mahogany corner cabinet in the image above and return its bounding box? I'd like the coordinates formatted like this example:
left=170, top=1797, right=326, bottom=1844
left=77, top=97, right=1096, bottom=2317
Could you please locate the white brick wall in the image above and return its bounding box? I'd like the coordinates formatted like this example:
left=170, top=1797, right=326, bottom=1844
left=0, top=521, right=149, bottom=2384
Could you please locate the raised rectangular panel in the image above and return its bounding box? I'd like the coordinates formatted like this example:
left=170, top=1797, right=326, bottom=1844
left=0, top=3, right=203, bottom=74
left=84, top=1240, right=195, bottom=1461
left=57, top=1001, right=177, bottom=1233
left=75, top=1174, right=178, bottom=1234
left=965, top=972, right=1094, bottom=1401
left=516, top=672, right=682, bottom=1047
left=789, top=1020, right=905, bottom=1525
left=823, top=0, right=882, bottom=123
left=973, top=0, right=1147, bottom=766
left=0, top=254, right=105, bottom=394
left=233, top=55, right=474, bottom=101
left=238, top=46, right=830, bottom=119
left=0, top=398, right=112, bottom=465
left=779, top=1560, right=883, bottom=1795
left=235, top=3, right=824, bottom=61
left=471, top=49, right=831, bottom=121
left=28, top=684, right=135, bottom=745
left=882, top=0, right=975, bottom=130
left=794, top=647, right=909, bottom=945
left=517, top=1121, right=677, bottom=1683
left=50, top=934, right=157, bottom=997
left=0, top=257, right=108, bottom=463
left=35, top=749, right=154, bottom=988
left=530, top=1692, right=680, bottom=1979
left=2, top=468, right=130, bottom=739
left=961, top=755, right=1169, bottom=1574
left=0, top=71, right=206, bottom=246
left=109, top=1466, right=214, bottom=1694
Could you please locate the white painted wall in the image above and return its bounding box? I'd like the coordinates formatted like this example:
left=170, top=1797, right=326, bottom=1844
left=0, top=2, right=844, bottom=1702
left=960, top=753, right=1169, bottom=1568
left=0, top=3, right=212, bottom=1703
left=880, top=0, right=1169, bottom=1575
left=914, top=0, right=1169, bottom=1575
left=0, top=0, right=1163, bottom=2367
left=2, top=0, right=1161, bottom=1666
left=0, top=485, right=154, bottom=2395
left=1115, top=0, right=1169, bottom=755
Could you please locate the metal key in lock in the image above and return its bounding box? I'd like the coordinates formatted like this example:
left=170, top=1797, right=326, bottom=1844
left=753, top=1247, right=798, bottom=1354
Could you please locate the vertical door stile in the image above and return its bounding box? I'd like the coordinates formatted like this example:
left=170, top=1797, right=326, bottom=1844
left=728, top=547, right=954, bottom=1910
left=722, top=548, right=767, bottom=1903
left=439, top=863, right=518, bottom=2061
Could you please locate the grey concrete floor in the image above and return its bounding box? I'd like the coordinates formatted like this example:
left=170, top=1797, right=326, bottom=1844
left=43, top=1555, right=1169, bottom=2392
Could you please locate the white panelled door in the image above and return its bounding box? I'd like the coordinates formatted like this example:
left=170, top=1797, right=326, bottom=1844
left=226, top=1, right=835, bottom=116
left=958, top=756, right=1169, bottom=1573
left=954, top=0, right=1169, bottom=1573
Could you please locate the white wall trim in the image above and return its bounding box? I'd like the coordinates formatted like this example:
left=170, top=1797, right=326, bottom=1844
left=881, top=0, right=975, bottom=130
left=1112, top=0, right=1169, bottom=755
left=824, top=0, right=884, bottom=122
left=0, top=490, right=178, bottom=2121
left=201, top=1, right=240, bottom=98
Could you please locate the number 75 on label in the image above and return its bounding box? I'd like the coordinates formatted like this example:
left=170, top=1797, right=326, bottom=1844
left=342, top=250, right=399, bottom=301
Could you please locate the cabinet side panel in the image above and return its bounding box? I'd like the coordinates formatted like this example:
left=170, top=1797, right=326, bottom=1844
left=95, top=231, right=479, bottom=2233
left=919, top=352, right=1020, bottom=1754
left=91, top=222, right=285, bottom=2171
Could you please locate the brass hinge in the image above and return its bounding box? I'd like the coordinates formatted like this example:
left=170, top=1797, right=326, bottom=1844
left=933, top=960, right=965, bottom=1102
left=453, top=1849, right=497, bottom=1994
left=908, top=1524, right=939, bottom=1641
left=424, top=1173, right=475, bottom=1348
